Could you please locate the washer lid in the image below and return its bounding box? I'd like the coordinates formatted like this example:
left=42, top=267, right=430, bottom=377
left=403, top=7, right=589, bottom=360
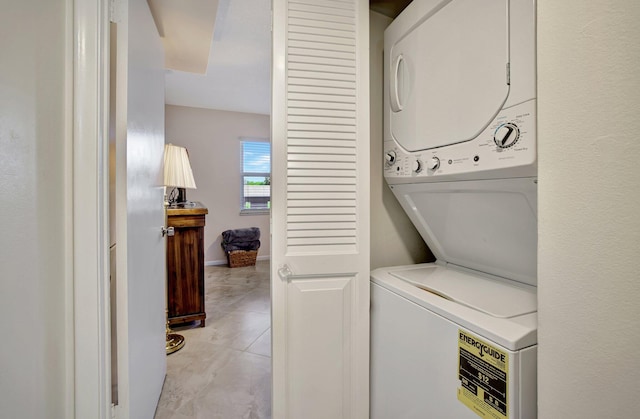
left=391, top=177, right=537, bottom=286
left=388, top=0, right=510, bottom=152
left=390, top=265, right=536, bottom=319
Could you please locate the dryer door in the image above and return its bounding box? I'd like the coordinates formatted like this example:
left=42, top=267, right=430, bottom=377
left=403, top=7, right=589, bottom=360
left=388, top=0, right=509, bottom=152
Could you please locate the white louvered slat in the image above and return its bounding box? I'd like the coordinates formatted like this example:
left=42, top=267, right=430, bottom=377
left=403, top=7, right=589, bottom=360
left=289, top=25, right=355, bottom=40
left=289, top=51, right=355, bottom=66
left=289, top=94, right=356, bottom=104
left=291, top=0, right=355, bottom=10
left=287, top=199, right=353, bottom=208
left=288, top=123, right=355, bottom=133
left=287, top=186, right=356, bottom=194
left=287, top=177, right=355, bottom=185
left=288, top=100, right=356, bottom=112
left=289, top=139, right=355, bottom=147
left=289, top=70, right=355, bottom=80
left=288, top=153, right=356, bottom=162
left=287, top=221, right=356, bottom=230
left=287, top=229, right=356, bottom=238
left=290, top=1, right=354, bottom=13
left=288, top=93, right=355, bottom=104
left=287, top=184, right=356, bottom=194
left=288, top=18, right=354, bottom=34
left=289, top=77, right=356, bottom=91
left=288, top=138, right=354, bottom=148
left=288, top=161, right=356, bottom=171
left=288, top=39, right=355, bottom=54
left=288, top=3, right=355, bottom=18
left=288, top=170, right=355, bottom=179
left=288, top=32, right=356, bottom=47
left=289, top=143, right=355, bottom=153
left=288, top=115, right=355, bottom=125
left=289, top=61, right=356, bottom=74
left=288, top=107, right=356, bottom=118
left=288, top=207, right=356, bottom=216
left=288, top=54, right=356, bottom=69
left=288, top=191, right=356, bottom=200
left=285, top=0, right=359, bottom=254
left=288, top=10, right=354, bottom=25
left=288, top=237, right=356, bottom=246
left=288, top=86, right=355, bottom=98
left=290, top=70, right=355, bottom=85
left=288, top=214, right=356, bottom=223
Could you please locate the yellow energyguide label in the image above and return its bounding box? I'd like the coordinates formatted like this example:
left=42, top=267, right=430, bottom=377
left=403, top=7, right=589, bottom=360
left=457, top=329, right=509, bottom=419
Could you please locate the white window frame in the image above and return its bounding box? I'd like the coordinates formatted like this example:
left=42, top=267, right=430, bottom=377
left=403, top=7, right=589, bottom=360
left=240, top=137, right=271, bottom=215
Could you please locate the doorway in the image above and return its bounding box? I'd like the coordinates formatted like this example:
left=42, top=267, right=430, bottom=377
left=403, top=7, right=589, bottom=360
left=149, top=0, right=273, bottom=417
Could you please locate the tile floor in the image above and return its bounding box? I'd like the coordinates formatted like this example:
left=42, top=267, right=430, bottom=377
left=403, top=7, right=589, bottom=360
left=155, top=261, right=271, bottom=419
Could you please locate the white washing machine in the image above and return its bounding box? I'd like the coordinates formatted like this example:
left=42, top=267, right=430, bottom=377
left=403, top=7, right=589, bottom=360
left=371, top=0, right=538, bottom=418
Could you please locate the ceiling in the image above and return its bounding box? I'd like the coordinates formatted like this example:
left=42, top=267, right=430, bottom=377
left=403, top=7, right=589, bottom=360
left=151, top=0, right=411, bottom=116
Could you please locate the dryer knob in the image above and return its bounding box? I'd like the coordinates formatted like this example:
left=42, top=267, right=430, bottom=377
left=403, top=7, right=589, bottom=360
left=412, top=159, right=423, bottom=173
left=494, top=123, right=520, bottom=148
left=385, top=151, right=397, bottom=166
left=427, top=157, right=440, bottom=171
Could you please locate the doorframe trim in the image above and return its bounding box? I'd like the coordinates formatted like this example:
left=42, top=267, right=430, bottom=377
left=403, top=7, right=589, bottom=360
left=72, top=0, right=112, bottom=417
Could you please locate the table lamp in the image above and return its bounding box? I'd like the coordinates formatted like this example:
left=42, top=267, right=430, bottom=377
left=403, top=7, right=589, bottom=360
left=163, top=143, right=197, bottom=354
left=164, top=143, right=197, bottom=206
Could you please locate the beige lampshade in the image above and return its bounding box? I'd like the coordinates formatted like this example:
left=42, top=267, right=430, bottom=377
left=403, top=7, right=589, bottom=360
left=163, top=143, right=197, bottom=189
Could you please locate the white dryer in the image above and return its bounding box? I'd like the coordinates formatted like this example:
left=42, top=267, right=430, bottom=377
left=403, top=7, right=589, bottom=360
left=371, top=0, right=538, bottom=418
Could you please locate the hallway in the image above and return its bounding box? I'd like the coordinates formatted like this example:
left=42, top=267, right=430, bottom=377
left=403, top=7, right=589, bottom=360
left=155, top=261, right=271, bottom=419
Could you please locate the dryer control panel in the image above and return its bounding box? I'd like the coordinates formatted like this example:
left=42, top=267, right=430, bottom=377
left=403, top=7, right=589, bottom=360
left=384, top=100, right=536, bottom=183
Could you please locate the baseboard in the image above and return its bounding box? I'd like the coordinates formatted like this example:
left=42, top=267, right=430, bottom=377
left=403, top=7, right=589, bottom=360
left=205, top=259, right=228, bottom=266
left=205, top=255, right=270, bottom=266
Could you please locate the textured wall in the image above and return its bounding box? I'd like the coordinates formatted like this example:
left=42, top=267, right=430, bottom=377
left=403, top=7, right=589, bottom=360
left=165, top=105, right=271, bottom=263
left=537, top=1, right=640, bottom=417
left=369, top=11, right=433, bottom=269
left=0, top=1, right=69, bottom=417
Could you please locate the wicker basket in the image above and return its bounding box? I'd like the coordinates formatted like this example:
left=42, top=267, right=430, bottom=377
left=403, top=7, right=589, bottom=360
left=227, top=250, right=258, bottom=268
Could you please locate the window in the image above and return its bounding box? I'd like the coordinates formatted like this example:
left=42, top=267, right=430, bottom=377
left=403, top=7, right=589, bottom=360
left=241, top=139, right=271, bottom=214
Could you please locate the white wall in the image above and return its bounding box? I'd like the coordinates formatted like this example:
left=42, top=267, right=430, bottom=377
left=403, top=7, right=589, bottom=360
left=537, top=1, right=640, bottom=417
left=165, top=105, right=271, bottom=264
left=0, top=1, right=70, bottom=417
left=369, top=11, right=433, bottom=269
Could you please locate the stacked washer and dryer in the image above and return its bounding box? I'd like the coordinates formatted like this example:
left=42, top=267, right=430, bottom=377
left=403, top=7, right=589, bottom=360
left=371, top=0, right=537, bottom=418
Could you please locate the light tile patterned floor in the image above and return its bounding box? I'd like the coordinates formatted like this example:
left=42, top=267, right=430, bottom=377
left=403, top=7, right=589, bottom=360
left=155, top=261, right=271, bottom=419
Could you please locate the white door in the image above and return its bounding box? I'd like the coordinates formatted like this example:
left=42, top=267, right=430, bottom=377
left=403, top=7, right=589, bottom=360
left=271, top=0, right=370, bottom=418
left=113, top=0, right=167, bottom=417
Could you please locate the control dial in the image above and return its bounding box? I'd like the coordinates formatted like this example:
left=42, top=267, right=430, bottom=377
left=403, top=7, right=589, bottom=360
left=385, top=150, right=397, bottom=166
left=412, top=159, right=423, bottom=173
left=494, top=123, right=520, bottom=148
left=427, top=156, right=440, bottom=171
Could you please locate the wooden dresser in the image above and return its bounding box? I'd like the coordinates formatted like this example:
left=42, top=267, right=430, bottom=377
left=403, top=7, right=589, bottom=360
left=166, top=202, right=208, bottom=327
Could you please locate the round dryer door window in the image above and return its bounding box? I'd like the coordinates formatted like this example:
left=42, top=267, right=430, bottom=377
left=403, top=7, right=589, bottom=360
left=388, top=0, right=510, bottom=152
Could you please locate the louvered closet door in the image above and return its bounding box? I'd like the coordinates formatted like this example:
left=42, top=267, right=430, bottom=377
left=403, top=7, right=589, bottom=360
left=271, top=0, right=370, bottom=418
